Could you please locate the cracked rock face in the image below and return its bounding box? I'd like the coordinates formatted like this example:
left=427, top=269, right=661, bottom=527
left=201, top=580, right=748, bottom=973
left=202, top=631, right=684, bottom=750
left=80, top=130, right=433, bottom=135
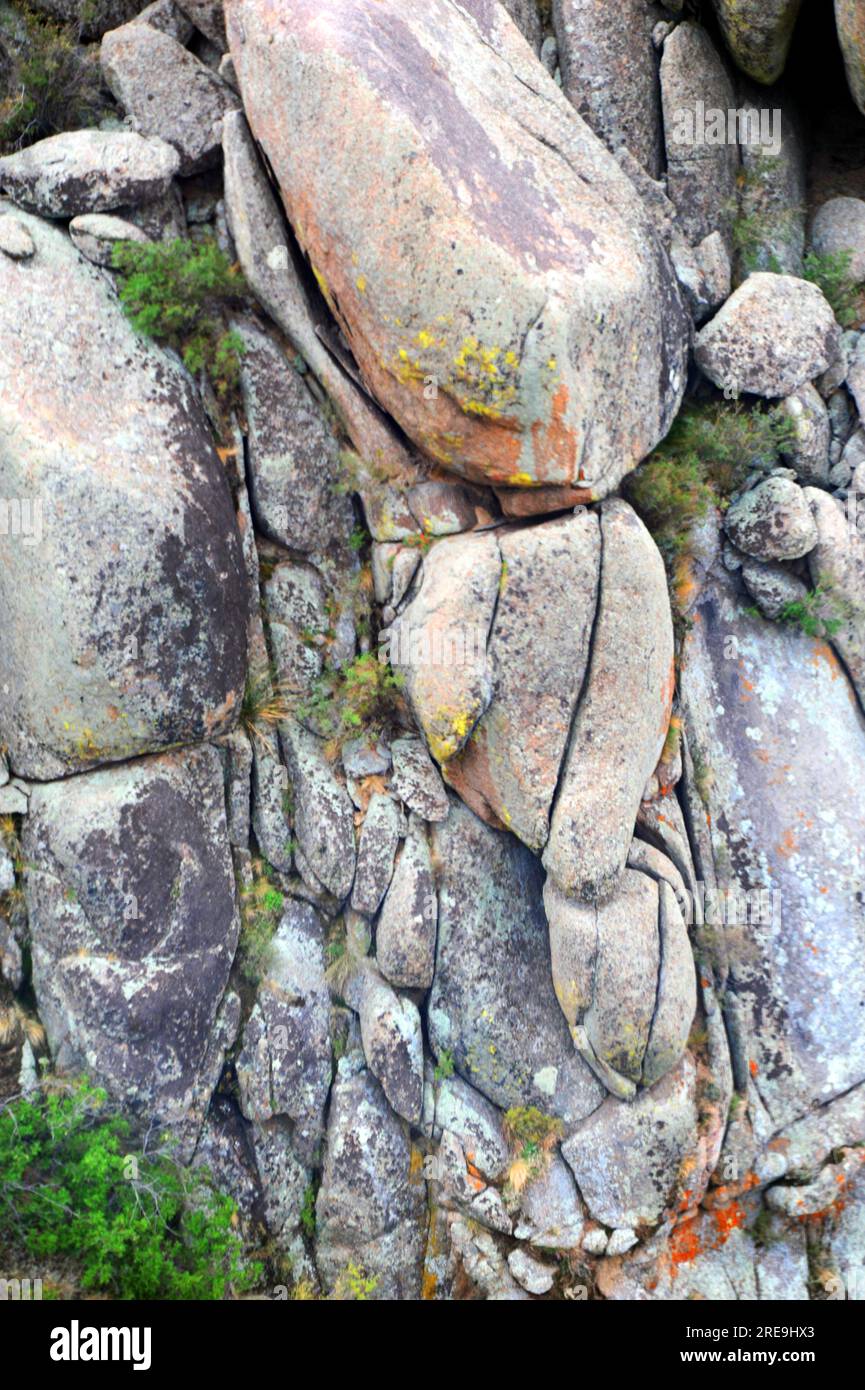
left=0, top=206, right=248, bottom=780
left=227, top=0, right=688, bottom=496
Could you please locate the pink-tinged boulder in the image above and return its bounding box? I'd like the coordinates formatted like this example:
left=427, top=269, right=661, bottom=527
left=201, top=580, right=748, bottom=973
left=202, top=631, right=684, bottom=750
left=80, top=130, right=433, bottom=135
left=227, top=0, right=688, bottom=499
left=542, top=499, right=675, bottom=902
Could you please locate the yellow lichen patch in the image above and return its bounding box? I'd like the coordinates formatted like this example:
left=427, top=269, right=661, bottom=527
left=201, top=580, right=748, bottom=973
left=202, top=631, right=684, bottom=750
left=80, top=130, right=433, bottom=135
left=355, top=274, right=367, bottom=294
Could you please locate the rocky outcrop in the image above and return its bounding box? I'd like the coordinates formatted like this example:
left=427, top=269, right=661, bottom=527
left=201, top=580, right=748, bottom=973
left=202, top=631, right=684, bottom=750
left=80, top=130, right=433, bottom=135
left=227, top=0, right=688, bottom=497
left=0, top=206, right=247, bottom=780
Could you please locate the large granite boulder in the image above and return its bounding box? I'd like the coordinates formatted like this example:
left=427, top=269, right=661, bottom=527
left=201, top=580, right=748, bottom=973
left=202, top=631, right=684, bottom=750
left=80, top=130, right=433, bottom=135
left=0, top=130, right=180, bottom=218
left=836, top=0, right=865, bottom=117
left=660, top=21, right=738, bottom=247
left=226, top=0, right=688, bottom=498
left=23, top=746, right=240, bottom=1157
left=0, top=206, right=247, bottom=780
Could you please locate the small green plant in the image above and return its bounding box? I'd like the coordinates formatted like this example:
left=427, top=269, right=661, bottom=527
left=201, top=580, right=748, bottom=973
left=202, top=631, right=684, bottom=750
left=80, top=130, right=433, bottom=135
left=625, top=401, right=796, bottom=568
left=299, top=653, right=405, bottom=743
left=112, top=238, right=247, bottom=400
left=777, top=583, right=845, bottom=639
left=237, top=859, right=284, bottom=986
left=433, top=1050, right=455, bottom=1084
left=803, top=249, right=863, bottom=329
left=335, top=1261, right=379, bottom=1301
left=502, top=1106, right=564, bottom=1196
left=300, top=1181, right=318, bottom=1239
left=348, top=525, right=370, bottom=553
left=0, top=1079, right=256, bottom=1299
left=0, top=9, right=106, bottom=154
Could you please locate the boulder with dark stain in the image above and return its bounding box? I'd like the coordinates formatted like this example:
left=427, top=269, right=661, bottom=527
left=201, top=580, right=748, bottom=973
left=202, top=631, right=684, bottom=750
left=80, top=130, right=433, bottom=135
left=0, top=207, right=247, bottom=779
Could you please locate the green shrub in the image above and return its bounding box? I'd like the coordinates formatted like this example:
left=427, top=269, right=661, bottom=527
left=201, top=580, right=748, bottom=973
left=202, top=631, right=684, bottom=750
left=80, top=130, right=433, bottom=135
left=777, top=583, right=845, bottom=639
left=0, top=9, right=106, bottom=155
left=300, top=653, right=405, bottom=744
left=625, top=401, right=796, bottom=565
left=802, top=249, right=863, bottom=329
left=433, top=1049, right=455, bottom=1084
left=0, top=1079, right=256, bottom=1299
left=111, top=238, right=247, bottom=399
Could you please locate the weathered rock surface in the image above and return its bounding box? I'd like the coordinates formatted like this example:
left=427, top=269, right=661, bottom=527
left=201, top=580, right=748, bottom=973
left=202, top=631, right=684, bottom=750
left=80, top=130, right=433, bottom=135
left=837, top=0, right=865, bottom=117
left=279, top=720, right=357, bottom=903
left=553, top=0, right=662, bottom=177
left=780, top=382, right=832, bottom=485
left=389, top=736, right=449, bottom=822
left=546, top=861, right=695, bottom=1095
left=177, top=0, right=225, bottom=47
left=376, top=814, right=437, bottom=991
left=811, top=196, right=865, bottom=284
left=805, top=486, right=865, bottom=701
left=315, top=1062, right=426, bottom=1298
left=227, top=0, right=688, bottom=496
left=0, top=206, right=247, bottom=779
left=0, top=212, right=34, bottom=259
left=695, top=273, right=840, bottom=398
left=351, top=793, right=402, bottom=917
left=428, top=797, right=605, bottom=1122
left=237, top=321, right=355, bottom=559
left=543, top=499, right=674, bottom=902
left=724, top=477, right=818, bottom=561
left=350, top=966, right=423, bottom=1125
left=710, top=0, right=803, bottom=84
left=389, top=530, right=500, bottom=765
left=222, top=109, right=416, bottom=485
left=236, top=901, right=331, bottom=1164
left=0, top=130, right=180, bottom=217
left=445, top=510, right=600, bottom=851
left=101, top=22, right=238, bottom=175
left=68, top=211, right=149, bottom=266
left=736, top=91, right=806, bottom=277
left=562, top=1053, right=700, bottom=1228
left=660, top=21, right=738, bottom=246
left=23, top=747, right=239, bottom=1156
left=681, top=569, right=865, bottom=1131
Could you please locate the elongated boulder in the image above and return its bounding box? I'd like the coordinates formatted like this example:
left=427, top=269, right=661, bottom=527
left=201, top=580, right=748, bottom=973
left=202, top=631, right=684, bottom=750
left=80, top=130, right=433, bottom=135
left=543, top=499, right=674, bottom=902
left=315, top=1061, right=426, bottom=1299
left=805, top=487, right=865, bottom=703
left=0, top=207, right=247, bottom=780
left=710, top=0, right=803, bottom=84
left=428, top=797, right=605, bottom=1123
left=227, top=0, right=688, bottom=497
left=23, top=746, right=240, bottom=1156
left=0, top=130, right=180, bottom=218
left=445, top=510, right=600, bottom=851
left=680, top=568, right=865, bottom=1130
left=553, top=0, right=663, bottom=177
left=660, top=21, right=738, bottom=247
left=546, top=861, right=695, bottom=1096
left=388, top=530, right=501, bottom=765
left=836, top=0, right=865, bottom=116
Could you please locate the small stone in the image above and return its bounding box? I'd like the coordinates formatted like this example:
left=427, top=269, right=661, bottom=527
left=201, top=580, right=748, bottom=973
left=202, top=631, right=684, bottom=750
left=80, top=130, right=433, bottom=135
left=724, top=476, right=818, bottom=561
left=0, top=214, right=34, bottom=259
left=507, top=1248, right=556, bottom=1296
left=390, top=737, right=449, bottom=822
left=607, top=1227, right=639, bottom=1257
left=69, top=212, right=149, bottom=266
left=811, top=196, right=865, bottom=284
